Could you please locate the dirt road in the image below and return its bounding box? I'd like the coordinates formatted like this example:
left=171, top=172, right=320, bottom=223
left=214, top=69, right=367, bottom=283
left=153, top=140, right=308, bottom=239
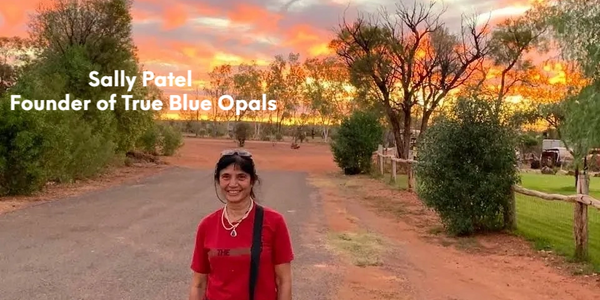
left=2, top=137, right=600, bottom=300
left=313, top=173, right=600, bottom=300
left=0, top=166, right=339, bottom=300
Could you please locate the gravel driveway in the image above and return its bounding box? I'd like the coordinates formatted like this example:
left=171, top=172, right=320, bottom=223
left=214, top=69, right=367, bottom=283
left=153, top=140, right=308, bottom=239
left=0, top=166, right=339, bottom=300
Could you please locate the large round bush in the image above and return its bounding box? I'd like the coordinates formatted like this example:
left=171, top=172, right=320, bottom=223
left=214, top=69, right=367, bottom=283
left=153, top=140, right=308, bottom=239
left=415, top=97, right=520, bottom=236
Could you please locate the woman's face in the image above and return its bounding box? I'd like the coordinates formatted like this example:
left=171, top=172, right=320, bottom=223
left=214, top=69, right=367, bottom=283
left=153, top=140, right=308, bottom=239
left=218, top=163, right=253, bottom=204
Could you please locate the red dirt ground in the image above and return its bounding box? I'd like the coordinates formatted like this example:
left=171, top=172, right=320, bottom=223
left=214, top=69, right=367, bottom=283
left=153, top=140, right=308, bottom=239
left=162, top=137, right=338, bottom=173
left=317, top=173, right=600, bottom=299
left=161, top=138, right=600, bottom=299
left=3, top=137, right=600, bottom=299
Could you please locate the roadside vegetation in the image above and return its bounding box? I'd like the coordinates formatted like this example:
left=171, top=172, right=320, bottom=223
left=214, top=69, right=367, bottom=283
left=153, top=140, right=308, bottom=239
left=0, top=0, right=182, bottom=196
left=327, top=0, right=600, bottom=272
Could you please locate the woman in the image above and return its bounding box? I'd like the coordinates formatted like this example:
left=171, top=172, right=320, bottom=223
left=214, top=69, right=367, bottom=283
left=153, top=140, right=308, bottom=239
left=188, top=149, right=294, bottom=300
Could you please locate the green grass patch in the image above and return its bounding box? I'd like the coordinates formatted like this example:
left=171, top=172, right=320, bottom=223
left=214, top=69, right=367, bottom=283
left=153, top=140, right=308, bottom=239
left=384, top=173, right=409, bottom=190
left=361, top=194, right=407, bottom=218
left=515, top=172, right=600, bottom=272
left=370, top=157, right=600, bottom=272
left=370, top=166, right=409, bottom=191
left=371, top=158, right=411, bottom=190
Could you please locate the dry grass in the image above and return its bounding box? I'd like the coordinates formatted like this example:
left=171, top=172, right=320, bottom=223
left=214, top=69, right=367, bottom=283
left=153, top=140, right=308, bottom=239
left=327, top=230, right=386, bottom=267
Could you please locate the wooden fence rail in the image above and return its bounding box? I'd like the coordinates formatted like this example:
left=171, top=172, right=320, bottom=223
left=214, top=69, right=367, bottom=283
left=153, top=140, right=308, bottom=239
left=373, top=144, right=599, bottom=261
left=373, top=145, right=417, bottom=191
left=513, top=184, right=600, bottom=209
left=514, top=174, right=598, bottom=260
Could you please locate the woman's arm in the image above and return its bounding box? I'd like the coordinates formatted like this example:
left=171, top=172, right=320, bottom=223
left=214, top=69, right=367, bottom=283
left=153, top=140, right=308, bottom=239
left=275, top=263, right=292, bottom=300
left=189, top=272, right=207, bottom=300
left=272, top=214, right=294, bottom=300
left=189, top=219, right=210, bottom=300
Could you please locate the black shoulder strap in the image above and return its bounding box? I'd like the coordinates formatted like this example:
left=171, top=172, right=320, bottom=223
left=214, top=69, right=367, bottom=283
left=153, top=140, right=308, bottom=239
left=249, top=204, right=264, bottom=300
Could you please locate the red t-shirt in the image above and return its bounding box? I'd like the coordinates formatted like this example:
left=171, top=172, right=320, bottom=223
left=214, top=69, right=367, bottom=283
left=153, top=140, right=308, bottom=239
left=190, top=202, right=294, bottom=300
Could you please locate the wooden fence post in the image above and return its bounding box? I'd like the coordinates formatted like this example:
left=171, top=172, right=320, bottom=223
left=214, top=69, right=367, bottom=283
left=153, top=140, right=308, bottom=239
left=574, top=173, right=589, bottom=260
left=504, top=186, right=517, bottom=230
left=392, top=160, right=397, bottom=182
left=407, top=163, right=415, bottom=192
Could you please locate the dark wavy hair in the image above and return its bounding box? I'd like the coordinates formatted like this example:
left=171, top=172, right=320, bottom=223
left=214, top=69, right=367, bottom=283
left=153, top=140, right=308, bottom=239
left=213, top=150, right=260, bottom=203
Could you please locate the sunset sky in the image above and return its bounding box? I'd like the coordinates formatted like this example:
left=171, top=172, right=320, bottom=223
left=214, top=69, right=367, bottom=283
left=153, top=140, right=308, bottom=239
left=1, top=0, right=535, bottom=96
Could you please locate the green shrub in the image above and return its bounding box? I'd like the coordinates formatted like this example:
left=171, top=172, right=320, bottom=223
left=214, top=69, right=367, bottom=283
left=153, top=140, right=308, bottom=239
left=259, top=131, right=270, bottom=141
left=234, top=122, right=251, bottom=147
left=293, top=126, right=306, bottom=142
left=518, top=132, right=539, bottom=152
left=134, top=122, right=183, bottom=157
left=51, top=113, right=115, bottom=181
left=208, top=123, right=227, bottom=137
left=137, top=124, right=161, bottom=155
left=158, top=123, right=183, bottom=156
left=0, top=101, right=50, bottom=195
left=415, top=97, right=520, bottom=236
left=330, top=110, right=383, bottom=175
left=0, top=0, right=170, bottom=196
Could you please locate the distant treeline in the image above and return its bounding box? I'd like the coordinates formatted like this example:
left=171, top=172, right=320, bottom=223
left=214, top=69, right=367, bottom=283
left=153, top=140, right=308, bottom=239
left=161, top=119, right=339, bottom=142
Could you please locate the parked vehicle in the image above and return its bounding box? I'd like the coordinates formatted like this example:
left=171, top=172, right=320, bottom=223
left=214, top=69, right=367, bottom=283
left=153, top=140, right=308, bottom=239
left=541, top=147, right=573, bottom=168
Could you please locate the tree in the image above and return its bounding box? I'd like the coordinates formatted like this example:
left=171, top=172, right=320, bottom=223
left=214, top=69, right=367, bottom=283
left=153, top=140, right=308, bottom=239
left=204, top=64, right=233, bottom=135
left=560, top=83, right=600, bottom=168
left=330, top=110, right=384, bottom=175
left=521, top=60, right=588, bottom=146
left=281, top=54, right=306, bottom=127
left=331, top=0, right=488, bottom=159
left=531, top=0, right=600, bottom=183
left=303, top=56, right=351, bottom=141
left=470, top=14, right=545, bottom=113
left=178, top=85, right=203, bottom=134
left=27, top=0, right=155, bottom=153
left=146, top=82, right=169, bottom=120
left=0, top=37, right=36, bottom=95
left=232, top=61, right=264, bottom=134
left=265, top=53, right=305, bottom=133
left=29, top=0, right=137, bottom=71
left=539, top=0, right=600, bottom=261
left=537, top=0, right=600, bottom=80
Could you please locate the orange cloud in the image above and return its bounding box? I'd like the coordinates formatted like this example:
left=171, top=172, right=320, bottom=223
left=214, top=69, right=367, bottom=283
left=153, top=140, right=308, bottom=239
left=285, top=24, right=322, bottom=45
left=280, top=24, right=334, bottom=58
left=162, top=4, right=189, bottom=30
left=308, top=43, right=332, bottom=57
left=226, top=3, right=282, bottom=35
left=0, top=0, right=42, bottom=35
left=0, top=0, right=551, bottom=97
left=131, top=7, right=155, bottom=23
left=136, top=38, right=217, bottom=69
